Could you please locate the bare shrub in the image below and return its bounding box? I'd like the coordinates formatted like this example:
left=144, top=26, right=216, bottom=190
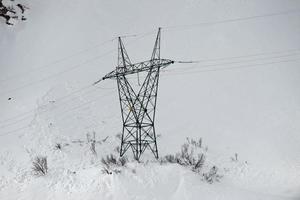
left=54, top=143, right=69, bottom=150
left=161, top=137, right=222, bottom=183
left=119, top=156, right=128, bottom=166
left=114, top=146, right=120, bottom=154
left=101, top=154, right=128, bottom=174
left=54, top=143, right=62, bottom=150
left=176, top=142, right=197, bottom=165
left=203, top=166, right=222, bottom=184
left=187, top=137, right=202, bottom=148
left=193, top=153, right=205, bottom=172
left=32, top=156, right=48, bottom=176
left=87, top=132, right=97, bottom=156
left=101, top=154, right=128, bottom=167
left=101, top=136, right=109, bottom=143
left=162, top=137, right=206, bottom=171
left=231, top=153, right=238, bottom=162
left=164, top=154, right=177, bottom=163
left=101, top=168, right=112, bottom=174
left=101, top=154, right=117, bottom=167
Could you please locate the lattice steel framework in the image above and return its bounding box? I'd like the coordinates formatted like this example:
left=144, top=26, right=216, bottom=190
left=95, top=28, right=174, bottom=160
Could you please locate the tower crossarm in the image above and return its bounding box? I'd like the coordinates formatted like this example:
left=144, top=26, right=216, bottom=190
left=101, top=59, right=174, bottom=80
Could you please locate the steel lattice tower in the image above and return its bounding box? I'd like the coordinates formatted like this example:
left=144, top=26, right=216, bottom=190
left=95, top=28, right=174, bottom=160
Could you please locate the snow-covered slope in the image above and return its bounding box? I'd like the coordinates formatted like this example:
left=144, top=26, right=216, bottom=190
left=0, top=0, right=300, bottom=199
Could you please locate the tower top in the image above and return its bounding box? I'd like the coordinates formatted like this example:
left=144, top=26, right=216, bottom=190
left=94, top=28, right=174, bottom=84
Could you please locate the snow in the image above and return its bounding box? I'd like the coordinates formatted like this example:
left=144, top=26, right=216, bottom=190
left=1, top=0, right=300, bottom=199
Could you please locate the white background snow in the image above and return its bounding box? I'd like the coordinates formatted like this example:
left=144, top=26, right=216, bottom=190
left=0, top=0, right=300, bottom=199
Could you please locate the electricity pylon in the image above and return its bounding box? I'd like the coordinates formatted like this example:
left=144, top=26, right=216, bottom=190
left=94, top=28, right=174, bottom=160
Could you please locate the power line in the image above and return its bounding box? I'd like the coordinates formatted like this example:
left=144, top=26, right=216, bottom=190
left=0, top=85, right=115, bottom=128
left=0, top=89, right=92, bottom=128
left=0, top=83, right=113, bottom=126
left=0, top=30, right=156, bottom=96
left=49, top=108, right=119, bottom=137
left=1, top=26, right=299, bottom=134
left=0, top=32, right=154, bottom=126
left=171, top=51, right=300, bottom=72
left=49, top=90, right=116, bottom=122
left=0, top=38, right=114, bottom=83
left=2, top=48, right=299, bottom=127
left=0, top=85, right=94, bottom=124
left=0, top=109, right=33, bottom=125
left=1, top=48, right=298, bottom=126
left=0, top=50, right=115, bottom=96
left=0, top=10, right=299, bottom=95
left=0, top=114, right=32, bottom=129
left=164, top=9, right=300, bottom=31
left=0, top=125, right=30, bottom=137
left=0, top=89, right=116, bottom=136
left=0, top=30, right=155, bottom=84
left=0, top=28, right=293, bottom=95
left=3, top=57, right=299, bottom=136
left=175, top=48, right=300, bottom=64
left=164, top=58, right=300, bottom=76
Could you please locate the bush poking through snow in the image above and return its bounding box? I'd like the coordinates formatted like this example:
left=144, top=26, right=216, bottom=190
left=101, top=154, right=128, bottom=167
left=230, top=153, right=238, bottom=162
left=87, top=132, right=97, bottom=156
left=114, top=146, right=120, bottom=154
left=54, top=143, right=62, bottom=150
left=32, top=156, right=48, bottom=176
left=163, top=154, right=177, bottom=163
left=119, top=156, right=128, bottom=166
left=193, top=153, right=205, bottom=172
left=101, top=154, right=117, bottom=166
left=162, top=137, right=206, bottom=171
left=203, top=166, right=222, bottom=184
left=161, top=137, right=222, bottom=183
left=101, top=154, right=128, bottom=174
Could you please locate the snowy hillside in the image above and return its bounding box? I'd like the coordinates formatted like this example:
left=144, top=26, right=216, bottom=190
left=1, top=0, right=300, bottom=199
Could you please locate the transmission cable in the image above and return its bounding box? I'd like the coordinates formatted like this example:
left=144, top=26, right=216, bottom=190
left=0, top=50, right=115, bottom=96
left=164, top=9, right=300, bottom=31
left=0, top=89, right=116, bottom=136
left=171, top=51, right=300, bottom=72
left=0, top=83, right=114, bottom=126
left=0, top=31, right=155, bottom=126
left=0, top=30, right=156, bottom=96
left=0, top=38, right=114, bottom=83
left=174, top=48, right=300, bottom=64
left=164, top=57, right=300, bottom=76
